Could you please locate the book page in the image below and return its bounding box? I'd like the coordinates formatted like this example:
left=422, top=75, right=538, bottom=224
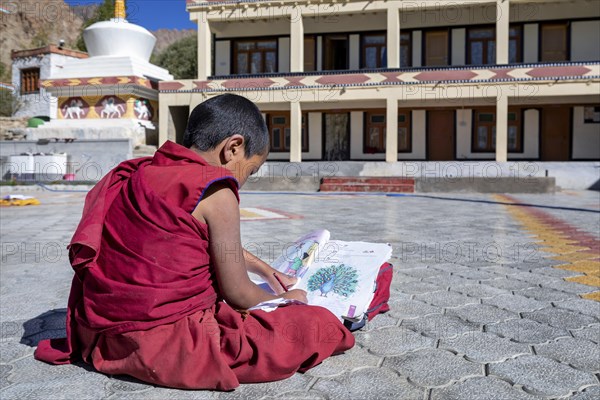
left=295, top=240, right=392, bottom=321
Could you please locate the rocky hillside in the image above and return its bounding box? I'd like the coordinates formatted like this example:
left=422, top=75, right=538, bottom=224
left=152, top=29, right=196, bottom=57
left=0, top=0, right=84, bottom=78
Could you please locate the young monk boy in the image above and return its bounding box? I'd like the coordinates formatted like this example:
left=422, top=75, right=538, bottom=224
left=34, top=94, right=355, bottom=390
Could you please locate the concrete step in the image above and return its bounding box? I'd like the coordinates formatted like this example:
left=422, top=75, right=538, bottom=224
left=319, top=183, right=415, bottom=193
left=321, top=176, right=415, bottom=185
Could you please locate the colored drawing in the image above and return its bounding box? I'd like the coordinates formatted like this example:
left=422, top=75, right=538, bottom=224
left=283, top=241, right=319, bottom=278
left=96, top=95, right=125, bottom=119
left=61, top=97, right=89, bottom=119
left=307, top=264, right=358, bottom=298
left=134, top=98, right=153, bottom=120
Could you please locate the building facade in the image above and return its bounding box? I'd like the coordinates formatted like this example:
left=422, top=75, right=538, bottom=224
left=11, top=45, right=89, bottom=119
left=159, top=0, right=600, bottom=162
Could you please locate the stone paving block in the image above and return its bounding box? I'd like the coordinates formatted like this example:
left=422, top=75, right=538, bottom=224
left=0, top=341, right=34, bottom=364
left=401, top=267, right=445, bottom=279
left=489, top=355, right=598, bottom=397
left=446, top=304, right=519, bottom=325
left=414, top=291, right=479, bottom=308
left=0, top=319, right=43, bottom=341
left=479, top=265, right=523, bottom=276
left=571, top=385, right=600, bottom=400
left=523, top=307, right=598, bottom=330
left=430, top=376, right=539, bottom=400
left=512, top=271, right=563, bottom=286
left=570, top=325, right=600, bottom=344
left=485, top=277, right=537, bottom=291
left=543, top=279, right=598, bottom=294
left=310, top=367, right=425, bottom=400
left=355, top=326, right=435, bottom=356
left=401, top=314, right=480, bottom=339
left=450, top=283, right=508, bottom=299
left=106, top=386, right=221, bottom=399
left=439, top=331, right=531, bottom=363
left=219, top=373, right=312, bottom=400
left=453, top=269, right=501, bottom=281
left=554, top=299, right=600, bottom=319
left=516, top=286, right=580, bottom=302
left=483, top=294, right=549, bottom=313
left=304, top=345, right=381, bottom=378
left=0, top=371, right=111, bottom=400
left=486, top=319, right=570, bottom=344
left=391, top=281, right=444, bottom=295
left=383, top=348, right=482, bottom=387
left=362, top=314, right=399, bottom=331
left=424, top=274, right=477, bottom=288
left=534, top=337, right=600, bottom=372
left=387, top=299, right=443, bottom=320
left=535, top=266, right=585, bottom=278
left=1, top=364, right=14, bottom=390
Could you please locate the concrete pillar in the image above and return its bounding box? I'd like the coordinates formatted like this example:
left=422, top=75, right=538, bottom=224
left=386, top=98, right=398, bottom=163
left=496, top=0, right=510, bottom=64
left=387, top=5, right=401, bottom=68
left=290, top=101, right=302, bottom=162
left=159, top=98, right=169, bottom=145
left=198, top=13, right=212, bottom=80
left=496, top=95, right=508, bottom=162
left=290, top=9, right=304, bottom=73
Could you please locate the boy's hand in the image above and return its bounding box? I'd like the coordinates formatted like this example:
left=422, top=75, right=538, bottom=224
left=281, top=289, right=308, bottom=304
left=267, top=273, right=298, bottom=295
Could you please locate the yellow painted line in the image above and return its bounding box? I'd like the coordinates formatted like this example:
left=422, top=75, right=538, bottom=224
left=493, top=194, right=600, bottom=302
left=582, top=291, right=600, bottom=301
left=240, top=209, right=263, bottom=219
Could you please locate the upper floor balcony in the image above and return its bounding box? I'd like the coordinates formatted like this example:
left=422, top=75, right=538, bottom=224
left=184, top=0, right=600, bottom=80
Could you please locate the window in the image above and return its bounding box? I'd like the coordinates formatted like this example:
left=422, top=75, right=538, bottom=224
left=323, top=34, right=349, bottom=71
left=233, top=39, right=277, bottom=75
left=364, top=111, right=412, bottom=153
left=472, top=109, right=522, bottom=152
left=20, top=68, right=40, bottom=95
left=362, top=34, right=386, bottom=69
left=540, top=23, right=568, bottom=62
left=268, top=112, right=309, bottom=152
left=361, top=32, right=411, bottom=69
left=468, top=27, right=496, bottom=65
left=467, top=25, right=522, bottom=65
left=424, top=30, right=449, bottom=66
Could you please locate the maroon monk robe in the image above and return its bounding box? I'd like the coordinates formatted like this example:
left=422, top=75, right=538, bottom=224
left=34, top=141, right=355, bottom=390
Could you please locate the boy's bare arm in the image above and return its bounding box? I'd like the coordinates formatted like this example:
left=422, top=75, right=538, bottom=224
left=193, top=183, right=307, bottom=308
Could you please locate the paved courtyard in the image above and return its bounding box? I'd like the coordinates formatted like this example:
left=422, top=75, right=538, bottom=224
left=1, top=188, right=599, bottom=399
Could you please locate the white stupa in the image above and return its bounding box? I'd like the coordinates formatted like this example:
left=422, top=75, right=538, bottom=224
left=34, top=0, right=173, bottom=147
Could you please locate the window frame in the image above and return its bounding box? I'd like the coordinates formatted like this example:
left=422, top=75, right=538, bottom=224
left=539, top=22, right=570, bottom=62
left=471, top=108, right=523, bottom=153
left=466, top=24, right=523, bottom=66
left=267, top=112, right=309, bottom=153
left=322, top=33, right=350, bottom=71
left=232, top=37, right=278, bottom=75
left=20, top=68, right=40, bottom=95
left=360, top=31, right=413, bottom=69
left=363, top=110, right=412, bottom=154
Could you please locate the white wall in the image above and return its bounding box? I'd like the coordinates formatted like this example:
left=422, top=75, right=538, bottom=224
left=456, top=108, right=540, bottom=159
left=451, top=28, right=466, bottom=66
left=572, top=106, right=600, bottom=159
left=523, top=24, right=538, bottom=63
left=278, top=37, right=290, bottom=73
left=12, top=54, right=54, bottom=118
left=403, top=109, right=426, bottom=160
left=571, top=20, right=600, bottom=62
left=412, top=30, right=422, bottom=67
left=349, top=34, right=360, bottom=70
left=316, top=36, right=323, bottom=71
left=215, top=40, right=231, bottom=75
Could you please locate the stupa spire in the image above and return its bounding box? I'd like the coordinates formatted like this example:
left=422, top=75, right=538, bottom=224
left=115, top=0, right=126, bottom=19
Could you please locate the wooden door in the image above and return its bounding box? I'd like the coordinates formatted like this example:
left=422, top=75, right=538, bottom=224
left=541, top=106, right=570, bottom=161
left=427, top=110, right=455, bottom=161
left=540, top=23, right=568, bottom=62
left=425, top=30, right=449, bottom=66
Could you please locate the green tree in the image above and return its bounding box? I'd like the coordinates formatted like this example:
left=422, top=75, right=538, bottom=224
left=76, top=0, right=127, bottom=52
left=153, top=35, right=198, bottom=80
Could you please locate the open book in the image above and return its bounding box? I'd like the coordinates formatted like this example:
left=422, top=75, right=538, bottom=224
left=250, top=229, right=392, bottom=323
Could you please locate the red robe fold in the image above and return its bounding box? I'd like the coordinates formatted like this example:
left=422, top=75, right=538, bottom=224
left=34, top=141, right=354, bottom=390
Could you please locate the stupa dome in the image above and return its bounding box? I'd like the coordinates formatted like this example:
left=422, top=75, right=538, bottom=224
left=82, top=0, right=156, bottom=61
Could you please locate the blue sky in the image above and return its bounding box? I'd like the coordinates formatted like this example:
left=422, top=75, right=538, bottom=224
left=64, top=0, right=196, bottom=30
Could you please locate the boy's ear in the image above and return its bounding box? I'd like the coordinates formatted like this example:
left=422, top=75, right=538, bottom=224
left=221, top=134, right=245, bottom=162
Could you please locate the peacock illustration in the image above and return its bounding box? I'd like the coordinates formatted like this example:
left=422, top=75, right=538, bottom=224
left=307, top=264, right=359, bottom=297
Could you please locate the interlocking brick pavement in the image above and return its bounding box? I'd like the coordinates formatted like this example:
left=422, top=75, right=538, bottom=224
left=1, top=189, right=599, bottom=399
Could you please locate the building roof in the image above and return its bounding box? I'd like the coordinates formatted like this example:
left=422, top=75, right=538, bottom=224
left=11, top=45, right=89, bottom=61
